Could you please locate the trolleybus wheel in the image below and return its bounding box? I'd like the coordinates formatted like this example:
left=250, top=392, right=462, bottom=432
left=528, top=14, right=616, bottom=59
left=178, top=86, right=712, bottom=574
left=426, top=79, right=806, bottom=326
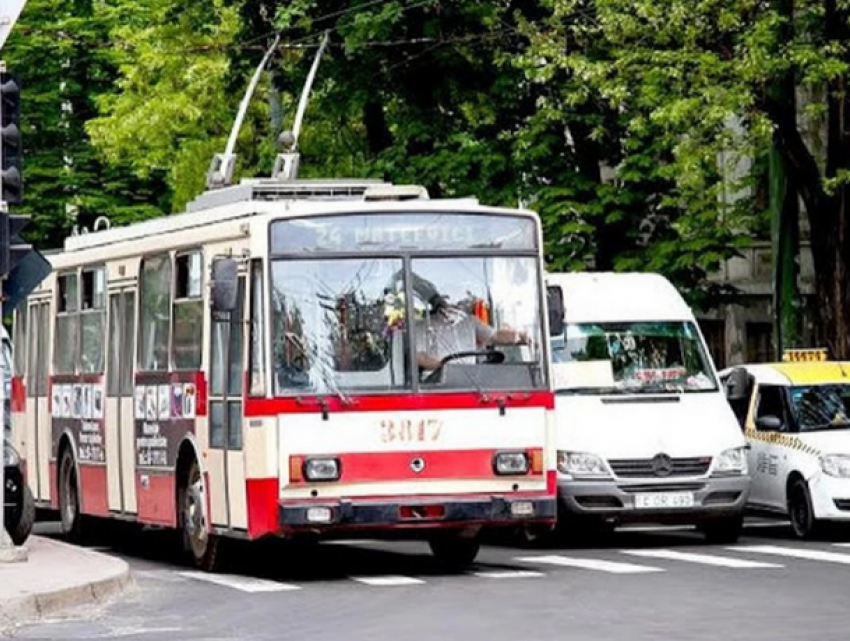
left=180, top=459, right=222, bottom=571
left=59, top=448, right=84, bottom=540
left=788, top=478, right=820, bottom=539
left=428, top=532, right=481, bottom=570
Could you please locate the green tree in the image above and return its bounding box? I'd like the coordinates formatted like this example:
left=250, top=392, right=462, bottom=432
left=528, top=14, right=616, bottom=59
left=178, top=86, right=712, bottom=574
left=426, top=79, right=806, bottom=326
left=3, top=0, right=168, bottom=250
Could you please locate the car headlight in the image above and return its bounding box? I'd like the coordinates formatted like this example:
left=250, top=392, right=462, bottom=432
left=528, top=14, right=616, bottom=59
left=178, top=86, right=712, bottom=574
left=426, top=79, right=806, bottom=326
left=4, top=443, right=20, bottom=467
left=820, top=454, right=850, bottom=478
left=713, top=447, right=748, bottom=476
left=557, top=451, right=610, bottom=478
left=494, top=451, right=530, bottom=475
left=303, top=457, right=341, bottom=482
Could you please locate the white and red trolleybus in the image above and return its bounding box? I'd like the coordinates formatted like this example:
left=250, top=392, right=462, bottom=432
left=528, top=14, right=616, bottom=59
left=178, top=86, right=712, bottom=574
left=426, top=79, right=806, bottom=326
left=8, top=178, right=557, bottom=570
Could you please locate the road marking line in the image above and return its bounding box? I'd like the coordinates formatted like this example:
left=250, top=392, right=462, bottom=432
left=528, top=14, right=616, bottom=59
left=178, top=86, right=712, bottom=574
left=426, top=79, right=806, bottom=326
left=351, top=575, right=425, bottom=586
left=731, top=545, right=850, bottom=565
left=515, top=555, right=663, bottom=574
left=473, top=570, right=545, bottom=579
left=622, top=549, right=782, bottom=568
left=322, top=539, right=384, bottom=546
left=179, top=571, right=302, bottom=592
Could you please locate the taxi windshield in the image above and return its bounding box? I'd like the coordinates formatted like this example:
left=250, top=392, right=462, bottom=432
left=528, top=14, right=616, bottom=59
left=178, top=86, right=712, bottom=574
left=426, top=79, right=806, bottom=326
left=552, top=321, right=717, bottom=394
left=789, top=384, right=850, bottom=431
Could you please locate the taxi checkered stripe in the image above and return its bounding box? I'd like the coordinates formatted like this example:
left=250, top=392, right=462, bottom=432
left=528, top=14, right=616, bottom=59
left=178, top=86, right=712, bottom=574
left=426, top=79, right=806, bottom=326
left=745, top=429, right=821, bottom=457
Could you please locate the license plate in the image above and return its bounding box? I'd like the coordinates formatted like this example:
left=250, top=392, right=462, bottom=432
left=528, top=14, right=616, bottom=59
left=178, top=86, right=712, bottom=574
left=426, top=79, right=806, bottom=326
left=634, top=492, right=695, bottom=509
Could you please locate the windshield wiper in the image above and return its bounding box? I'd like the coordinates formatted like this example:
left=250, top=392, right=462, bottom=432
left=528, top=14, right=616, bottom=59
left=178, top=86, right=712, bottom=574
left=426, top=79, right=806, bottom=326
left=555, top=386, right=628, bottom=396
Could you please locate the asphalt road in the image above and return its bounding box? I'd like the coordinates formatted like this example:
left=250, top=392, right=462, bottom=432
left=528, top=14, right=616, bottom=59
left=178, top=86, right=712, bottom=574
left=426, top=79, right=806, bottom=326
left=10, top=518, right=850, bottom=641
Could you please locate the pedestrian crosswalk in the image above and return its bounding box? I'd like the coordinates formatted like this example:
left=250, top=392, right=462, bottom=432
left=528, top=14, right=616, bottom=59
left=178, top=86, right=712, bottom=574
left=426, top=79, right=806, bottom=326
left=135, top=542, right=850, bottom=594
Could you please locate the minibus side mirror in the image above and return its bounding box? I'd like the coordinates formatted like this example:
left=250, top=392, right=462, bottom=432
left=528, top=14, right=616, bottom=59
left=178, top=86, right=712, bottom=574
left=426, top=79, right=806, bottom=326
left=755, top=415, right=783, bottom=432
left=210, top=256, right=239, bottom=312
left=547, top=285, right=565, bottom=336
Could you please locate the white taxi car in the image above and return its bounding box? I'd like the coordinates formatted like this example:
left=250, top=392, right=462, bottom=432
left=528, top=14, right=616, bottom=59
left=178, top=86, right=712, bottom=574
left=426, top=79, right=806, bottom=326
left=720, top=349, right=850, bottom=538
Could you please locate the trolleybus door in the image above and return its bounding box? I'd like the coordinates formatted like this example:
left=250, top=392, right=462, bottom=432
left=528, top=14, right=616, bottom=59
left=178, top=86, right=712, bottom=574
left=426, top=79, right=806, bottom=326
left=25, top=300, right=50, bottom=503
left=106, top=289, right=137, bottom=513
left=208, top=277, right=246, bottom=529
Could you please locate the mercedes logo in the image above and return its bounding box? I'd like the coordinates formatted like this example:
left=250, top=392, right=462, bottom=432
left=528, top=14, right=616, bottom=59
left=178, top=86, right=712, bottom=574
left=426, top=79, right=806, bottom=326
left=651, top=453, right=673, bottom=477
left=410, top=457, right=426, bottom=473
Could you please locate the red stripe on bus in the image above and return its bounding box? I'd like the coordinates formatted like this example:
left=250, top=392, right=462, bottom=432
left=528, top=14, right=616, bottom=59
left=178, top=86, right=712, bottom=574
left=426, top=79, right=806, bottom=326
left=546, top=469, right=557, bottom=494
left=79, top=465, right=110, bottom=517
left=245, top=391, right=554, bottom=416
left=292, top=448, right=544, bottom=484
left=279, top=489, right=554, bottom=505
left=136, top=472, right=176, bottom=527
left=11, top=376, right=25, bottom=412
left=246, top=478, right=279, bottom=539
left=196, top=371, right=208, bottom=417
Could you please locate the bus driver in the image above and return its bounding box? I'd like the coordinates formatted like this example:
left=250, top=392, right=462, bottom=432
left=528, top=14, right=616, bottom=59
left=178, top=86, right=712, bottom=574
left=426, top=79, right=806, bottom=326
left=415, top=291, right=530, bottom=371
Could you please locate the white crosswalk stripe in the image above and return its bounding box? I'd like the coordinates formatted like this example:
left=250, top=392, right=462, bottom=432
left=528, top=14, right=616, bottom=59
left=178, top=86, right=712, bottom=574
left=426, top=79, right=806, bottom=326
left=472, top=570, right=545, bottom=579
left=351, top=575, right=425, bottom=586
left=622, top=549, right=783, bottom=568
left=732, top=545, right=850, bottom=565
left=179, top=571, right=302, bottom=592
left=515, top=555, right=664, bottom=574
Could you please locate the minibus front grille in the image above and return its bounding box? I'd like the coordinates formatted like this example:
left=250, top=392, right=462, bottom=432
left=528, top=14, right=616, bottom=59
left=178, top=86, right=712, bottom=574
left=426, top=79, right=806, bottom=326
left=609, top=457, right=712, bottom=479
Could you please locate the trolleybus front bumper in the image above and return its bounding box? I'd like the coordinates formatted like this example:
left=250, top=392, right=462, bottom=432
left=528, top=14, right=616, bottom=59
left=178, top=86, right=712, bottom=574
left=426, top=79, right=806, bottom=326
left=279, top=494, right=556, bottom=530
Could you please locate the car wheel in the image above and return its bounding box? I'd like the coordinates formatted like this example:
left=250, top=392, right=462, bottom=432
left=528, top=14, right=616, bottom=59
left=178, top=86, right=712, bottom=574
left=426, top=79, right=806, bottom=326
left=788, top=478, right=819, bottom=539
left=7, top=483, right=35, bottom=546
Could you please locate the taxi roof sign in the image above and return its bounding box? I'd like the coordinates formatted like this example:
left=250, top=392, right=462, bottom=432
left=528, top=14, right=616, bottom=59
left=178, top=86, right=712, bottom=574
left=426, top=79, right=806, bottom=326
left=782, top=348, right=829, bottom=362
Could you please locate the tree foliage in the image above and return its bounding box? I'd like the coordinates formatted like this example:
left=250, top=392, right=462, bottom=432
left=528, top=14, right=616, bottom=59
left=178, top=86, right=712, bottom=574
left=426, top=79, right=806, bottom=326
left=7, top=0, right=850, bottom=354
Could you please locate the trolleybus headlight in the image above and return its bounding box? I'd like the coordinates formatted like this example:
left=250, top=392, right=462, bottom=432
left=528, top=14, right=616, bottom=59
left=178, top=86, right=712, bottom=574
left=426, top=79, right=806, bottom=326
left=713, top=447, right=748, bottom=475
left=494, top=452, right=530, bottom=475
left=3, top=443, right=20, bottom=468
left=303, top=457, right=341, bottom=482
left=557, top=451, right=609, bottom=478
left=820, top=454, right=850, bottom=478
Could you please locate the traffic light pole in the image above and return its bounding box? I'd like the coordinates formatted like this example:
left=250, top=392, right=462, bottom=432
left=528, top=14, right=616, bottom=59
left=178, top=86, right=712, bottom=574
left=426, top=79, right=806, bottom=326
left=0, top=57, right=27, bottom=563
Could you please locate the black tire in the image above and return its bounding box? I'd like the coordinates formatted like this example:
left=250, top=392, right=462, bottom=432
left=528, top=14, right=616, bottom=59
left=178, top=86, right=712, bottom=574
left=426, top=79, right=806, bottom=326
left=429, top=533, right=481, bottom=570
left=58, top=448, right=84, bottom=540
left=788, top=478, right=820, bottom=539
left=179, top=459, right=223, bottom=571
left=6, top=483, right=35, bottom=546
left=700, top=514, right=744, bottom=544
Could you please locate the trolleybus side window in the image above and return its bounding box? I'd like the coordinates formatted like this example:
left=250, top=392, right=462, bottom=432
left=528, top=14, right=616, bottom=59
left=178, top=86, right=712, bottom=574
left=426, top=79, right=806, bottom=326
left=249, top=260, right=265, bottom=397
left=139, top=254, right=172, bottom=371
left=80, top=267, right=106, bottom=374
left=55, top=272, right=79, bottom=374
left=173, top=251, right=203, bottom=371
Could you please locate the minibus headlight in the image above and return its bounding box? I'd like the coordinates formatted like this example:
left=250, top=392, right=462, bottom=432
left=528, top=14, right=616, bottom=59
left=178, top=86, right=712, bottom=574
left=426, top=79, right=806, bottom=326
left=557, top=451, right=609, bottom=477
left=303, top=457, right=341, bottom=482
left=713, top=447, right=748, bottom=475
left=820, top=454, right=850, bottom=479
left=3, top=443, right=20, bottom=468
left=494, top=452, right=530, bottom=475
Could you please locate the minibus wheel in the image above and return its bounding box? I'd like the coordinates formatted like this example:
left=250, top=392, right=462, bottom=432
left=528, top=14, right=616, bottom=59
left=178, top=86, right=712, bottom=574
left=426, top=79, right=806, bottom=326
left=699, top=514, right=743, bottom=544
left=429, top=532, right=480, bottom=570
left=7, top=483, right=35, bottom=546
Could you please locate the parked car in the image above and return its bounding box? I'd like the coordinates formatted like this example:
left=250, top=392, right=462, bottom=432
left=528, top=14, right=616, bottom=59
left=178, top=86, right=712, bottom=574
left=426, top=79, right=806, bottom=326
left=2, top=325, right=34, bottom=545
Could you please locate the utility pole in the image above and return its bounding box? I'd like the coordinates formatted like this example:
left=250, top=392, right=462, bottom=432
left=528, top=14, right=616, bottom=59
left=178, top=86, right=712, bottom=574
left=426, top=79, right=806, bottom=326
left=0, top=59, right=26, bottom=562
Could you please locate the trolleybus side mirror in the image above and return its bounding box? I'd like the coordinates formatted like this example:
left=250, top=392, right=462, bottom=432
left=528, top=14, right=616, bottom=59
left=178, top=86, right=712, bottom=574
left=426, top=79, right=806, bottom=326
left=210, top=257, right=239, bottom=312
left=547, top=285, right=565, bottom=336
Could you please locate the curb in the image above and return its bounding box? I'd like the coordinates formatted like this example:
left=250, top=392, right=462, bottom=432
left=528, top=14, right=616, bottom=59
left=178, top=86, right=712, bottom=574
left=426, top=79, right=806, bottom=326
left=0, top=557, right=132, bottom=631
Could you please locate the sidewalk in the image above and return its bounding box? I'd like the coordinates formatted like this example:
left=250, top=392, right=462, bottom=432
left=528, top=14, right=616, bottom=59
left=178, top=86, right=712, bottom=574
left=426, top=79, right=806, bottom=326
left=0, top=536, right=131, bottom=630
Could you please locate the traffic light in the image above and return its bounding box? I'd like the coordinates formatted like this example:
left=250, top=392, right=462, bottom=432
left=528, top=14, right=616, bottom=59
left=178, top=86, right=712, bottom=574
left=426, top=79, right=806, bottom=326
left=0, top=212, right=31, bottom=277
left=1, top=73, right=22, bottom=205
